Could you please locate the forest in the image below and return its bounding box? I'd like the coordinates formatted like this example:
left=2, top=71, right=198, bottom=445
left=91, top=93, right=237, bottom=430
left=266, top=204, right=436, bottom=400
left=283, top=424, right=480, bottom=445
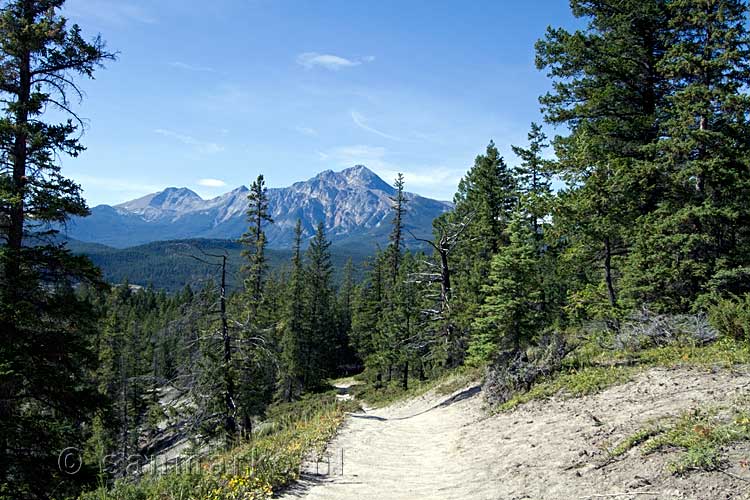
left=1, top=0, right=750, bottom=499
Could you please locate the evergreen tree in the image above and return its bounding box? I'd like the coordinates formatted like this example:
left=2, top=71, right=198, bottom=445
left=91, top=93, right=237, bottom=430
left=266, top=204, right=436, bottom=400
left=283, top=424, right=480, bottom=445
left=241, top=174, right=273, bottom=315
left=350, top=253, right=386, bottom=380
left=623, top=0, right=750, bottom=310
left=0, top=1, right=114, bottom=496
left=301, top=222, right=335, bottom=388
left=511, top=122, right=553, bottom=237
left=334, top=257, right=358, bottom=371
left=388, top=173, right=407, bottom=285
left=469, top=212, right=546, bottom=363
left=536, top=0, right=670, bottom=320
left=378, top=251, right=422, bottom=389
left=278, top=219, right=305, bottom=401
left=448, top=141, right=516, bottom=348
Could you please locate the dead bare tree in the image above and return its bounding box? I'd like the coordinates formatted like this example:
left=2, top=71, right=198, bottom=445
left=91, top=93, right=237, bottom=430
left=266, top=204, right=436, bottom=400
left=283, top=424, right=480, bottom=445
left=177, top=246, right=238, bottom=447
left=406, top=213, right=473, bottom=368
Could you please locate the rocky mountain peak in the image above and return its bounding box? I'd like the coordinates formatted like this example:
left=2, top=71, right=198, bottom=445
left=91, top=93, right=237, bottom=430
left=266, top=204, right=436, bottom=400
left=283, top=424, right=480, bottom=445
left=301, top=165, right=393, bottom=194
left=69, top=166, right=452, bottom=248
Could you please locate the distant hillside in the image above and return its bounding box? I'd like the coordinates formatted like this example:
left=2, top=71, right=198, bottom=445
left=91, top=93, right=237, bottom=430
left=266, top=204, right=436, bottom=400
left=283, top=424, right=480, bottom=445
left=62, top=165, right=452, bottom=250
left=65, top=238, right=370, bottom=292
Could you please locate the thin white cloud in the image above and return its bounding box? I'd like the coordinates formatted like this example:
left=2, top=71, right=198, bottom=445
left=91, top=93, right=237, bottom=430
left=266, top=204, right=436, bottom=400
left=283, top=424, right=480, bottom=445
left=380, top=167, right=464, bottom=193
left=69, top=173, right=162, bottom=205
left=296, top=52, right=374, bottom=71
left=154, top=129, right=225, bottom=154
left=72, top=174, right=161, bottom=193
left=169, top=61, right=215, bottom=73
left=350, top=111, right=401, bottom=141
left=322, top=145, right=389, bottom=169
left=197, top=178, right=227, bottom=188
left=319, top=144, right=462, bottom=200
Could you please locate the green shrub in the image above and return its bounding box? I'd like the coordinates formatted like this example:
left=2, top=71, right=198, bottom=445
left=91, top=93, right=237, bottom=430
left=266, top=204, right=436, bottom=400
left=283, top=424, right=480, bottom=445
left=641, top=407, right=750, bottom=473
left=79, top=392, right=354, bottom=500
left=708, top=294, right=750, bottom=342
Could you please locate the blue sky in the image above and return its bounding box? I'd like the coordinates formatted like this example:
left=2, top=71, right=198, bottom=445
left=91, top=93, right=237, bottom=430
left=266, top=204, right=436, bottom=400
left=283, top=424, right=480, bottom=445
left=60, top=0, right=578, bottom=206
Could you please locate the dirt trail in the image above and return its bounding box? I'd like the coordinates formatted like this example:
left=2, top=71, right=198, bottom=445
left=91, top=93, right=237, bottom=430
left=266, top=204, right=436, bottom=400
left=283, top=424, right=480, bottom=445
left=280, top=367, right=750, bottom=500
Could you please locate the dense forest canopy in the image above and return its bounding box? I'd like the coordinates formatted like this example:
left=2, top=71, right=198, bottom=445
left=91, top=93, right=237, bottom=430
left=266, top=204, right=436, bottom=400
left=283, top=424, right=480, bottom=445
left=0, top=0, right=749, bottom=499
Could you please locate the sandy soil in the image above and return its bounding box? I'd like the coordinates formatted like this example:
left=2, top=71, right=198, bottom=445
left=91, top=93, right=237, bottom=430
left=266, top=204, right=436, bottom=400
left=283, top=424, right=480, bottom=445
left=279, top=367, right=750, bottom=500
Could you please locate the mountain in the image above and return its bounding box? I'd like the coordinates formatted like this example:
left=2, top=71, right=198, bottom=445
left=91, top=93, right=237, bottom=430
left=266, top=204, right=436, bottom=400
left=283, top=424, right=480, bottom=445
left=62, top=166, right=452, bottom=249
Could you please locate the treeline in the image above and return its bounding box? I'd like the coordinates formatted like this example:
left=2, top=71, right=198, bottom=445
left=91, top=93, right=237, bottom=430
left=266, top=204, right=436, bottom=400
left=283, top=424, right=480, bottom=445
left=349, top=0, right=750, bottom=381
left=0, top=0, right=359, bottom=495
left=66, top=238, right=366, bottom=292
left=83, top=175, right=360, bottom=474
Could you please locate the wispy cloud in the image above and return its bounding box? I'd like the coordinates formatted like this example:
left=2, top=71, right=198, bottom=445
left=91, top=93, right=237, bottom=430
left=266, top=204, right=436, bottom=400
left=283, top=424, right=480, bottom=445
left=380, top=167, right=464, bottom=196
left=319, top=144, right=463, bottom=200
left=73, top=174, right=161, bottom=193
left=320, top=144, right=388, bottom=169
left=65, top=0, right=157, bottom=25
left=154, top=129, right=225, bottom=154
left=197, top=178, right=227, bottom=188
left=350, top=111, right=401, bottom=141
left=70, top=173, right=162, bottom=205
left=169, top=61, right=215, bottom=73
left=296, top=52, right=375, bottom=71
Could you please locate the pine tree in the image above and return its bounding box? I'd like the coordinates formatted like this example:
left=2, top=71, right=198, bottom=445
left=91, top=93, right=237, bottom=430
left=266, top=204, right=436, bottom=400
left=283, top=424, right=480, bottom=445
left=469, top=212, right=546, bottom=363
left=448, top=141, right=516, bottom=349
left=511, top=122, right=553, bottom=237
left=453, top=141, right=516, bottom=253
left=0, top=1, right=114, bottom=496
left=388, top=173, right=408, bottom=285
left=623, top=0, right=750, bottom=310
left=334, top=257, right=357, bottom=372
left=301, top=222, right=335, bottom=388
left=278, top=219, right=305, bottom=401
left=351, top=253, right=386, bottom=380
left=378, top=251, right=422, bottom=389
left=241, top=174, right=273, bottom=315
left=536, top=0, right=670, bottom=320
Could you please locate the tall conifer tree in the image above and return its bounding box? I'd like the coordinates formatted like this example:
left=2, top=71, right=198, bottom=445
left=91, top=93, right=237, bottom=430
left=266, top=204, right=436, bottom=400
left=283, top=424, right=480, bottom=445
left=0, top=1, right=114, bottom=496
left=241, top=174, right=273, bottom=315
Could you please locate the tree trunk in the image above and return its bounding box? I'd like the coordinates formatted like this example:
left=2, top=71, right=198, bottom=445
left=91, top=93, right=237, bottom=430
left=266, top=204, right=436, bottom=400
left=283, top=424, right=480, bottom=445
left=402, top=361, right=408, bottom=390
left=603, top=238, right=618, bottom=309
left=6, top=36, right=31, bottom=289
left=603, top=238, right=621, bottom=331
left=221, top=256, right=237, bottom=446
left=439, top=242, right=452, bottom=312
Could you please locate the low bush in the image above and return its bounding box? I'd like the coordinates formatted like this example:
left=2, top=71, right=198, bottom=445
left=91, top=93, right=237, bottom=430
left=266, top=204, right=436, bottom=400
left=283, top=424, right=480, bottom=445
left=709, top=294, right=750, bottom=342
left=484, top=333, right=570, bottom=407
left=491, top=312, right=750, bottom=412
left=79, top=392, right=356, bottom=500
left=610, top=405, right=750, bottom=474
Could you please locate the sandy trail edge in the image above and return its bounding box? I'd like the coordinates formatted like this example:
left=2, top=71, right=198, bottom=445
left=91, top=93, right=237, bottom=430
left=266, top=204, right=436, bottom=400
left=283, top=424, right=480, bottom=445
left=279, top=367, right=750, bottom=500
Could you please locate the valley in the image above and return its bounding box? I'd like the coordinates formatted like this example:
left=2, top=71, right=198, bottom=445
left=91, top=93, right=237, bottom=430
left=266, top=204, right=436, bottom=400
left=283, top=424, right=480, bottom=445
left=64, top=237, right=369, bottom=291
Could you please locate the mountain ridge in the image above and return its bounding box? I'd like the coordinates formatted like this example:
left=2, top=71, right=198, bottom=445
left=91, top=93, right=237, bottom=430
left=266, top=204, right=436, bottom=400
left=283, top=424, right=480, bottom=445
left=64, top=166, right=452, bottom=249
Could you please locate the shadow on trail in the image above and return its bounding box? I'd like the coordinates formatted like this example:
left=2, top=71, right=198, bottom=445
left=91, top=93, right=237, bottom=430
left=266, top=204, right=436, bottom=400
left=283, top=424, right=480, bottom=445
left=350, top=413, right=388, bottom=421
left=350, top=384, right=482, bottom=422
